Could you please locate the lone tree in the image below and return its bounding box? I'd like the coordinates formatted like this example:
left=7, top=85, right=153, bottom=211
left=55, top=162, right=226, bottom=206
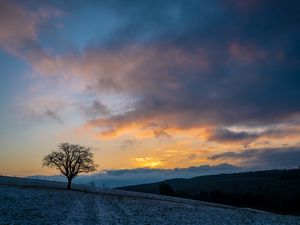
left=43, top=143, right=97, bottom=190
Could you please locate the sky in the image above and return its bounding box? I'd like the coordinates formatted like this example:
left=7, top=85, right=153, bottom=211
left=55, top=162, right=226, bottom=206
left=1, top=0, right=300, bottom=177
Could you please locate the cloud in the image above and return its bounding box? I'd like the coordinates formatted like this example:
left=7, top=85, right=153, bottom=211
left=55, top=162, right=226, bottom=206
left=82, top=100, right=110, bottom=119
left=74, top=0, right=300, bottom=138
left=0, top=1, right=37, bottom=49
left=133, top=157, right=162, bottom=168
left=209, top=147, right=300, bottom=169
left=4, top=0, right=300, bottom=143
left=207, top=127, right=259, bottom=144
left=44, top=110, right=64, bottom=124
left=121, top=139, right=139, bottom=149
left=103, top=163, right=239, bottom=176
left=209, top=150, right=258, bottom=161
left=23, top=108, right=64, bottom=124
left=20, top=96, right=68, bottom=124
left=207, top=125, right=300, bottom=146
left=186, top=154, right=197, bottom=161
left=0, top=0, right=63, bottom=73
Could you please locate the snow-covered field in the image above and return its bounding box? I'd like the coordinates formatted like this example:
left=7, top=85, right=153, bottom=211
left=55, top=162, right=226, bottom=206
left=1, top=176, right=300, bottom=225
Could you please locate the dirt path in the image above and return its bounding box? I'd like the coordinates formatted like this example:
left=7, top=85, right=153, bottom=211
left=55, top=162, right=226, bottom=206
left=61, top=193, right=131, bottom=225
left=61, top=193, right=101, bottom=225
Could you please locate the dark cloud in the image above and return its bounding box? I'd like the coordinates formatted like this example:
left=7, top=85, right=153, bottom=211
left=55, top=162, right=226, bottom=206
left=120, top=139, right=139, bottom=149
left=79, top=0, right=300, bottom=135
left=208, top=128, right=259, bottom=143
left=209, top=147, right=300, bottom=169
left=5, top=0, right=300, bottom=137
left=209, top=149, right=257, bottom=161
left=186, top=154, right=197, bottom=161
left=207, top=126, right=300, bottom=145
left=153, top=127, right=172, bottom=139
left=82, top=100, right=110, bottom=119
left=22, top=107, right=64, bottom=124
left=44, top=110, right=63, bottom=124
left=104, top=163, right=239, bottom=176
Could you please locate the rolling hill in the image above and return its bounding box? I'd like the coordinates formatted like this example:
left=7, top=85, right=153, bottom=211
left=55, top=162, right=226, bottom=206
left=1, top=176, right=300, bottom=224
left=118, top=169, right=300, bottom=215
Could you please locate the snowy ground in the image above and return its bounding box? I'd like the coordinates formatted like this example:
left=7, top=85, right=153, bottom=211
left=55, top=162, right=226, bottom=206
left=1, top=176, right=300, bottom=225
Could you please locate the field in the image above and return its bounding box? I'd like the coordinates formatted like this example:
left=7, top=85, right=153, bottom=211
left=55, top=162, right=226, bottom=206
left=1, top=176, right=300, bottom=225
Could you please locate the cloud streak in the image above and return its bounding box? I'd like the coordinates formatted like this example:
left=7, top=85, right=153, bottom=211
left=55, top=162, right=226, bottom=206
left=209, top=147, right=300, bottom=169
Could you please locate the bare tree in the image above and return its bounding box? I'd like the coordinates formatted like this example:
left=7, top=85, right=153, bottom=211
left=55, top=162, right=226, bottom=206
left=43, top=143, right=97, bottom=190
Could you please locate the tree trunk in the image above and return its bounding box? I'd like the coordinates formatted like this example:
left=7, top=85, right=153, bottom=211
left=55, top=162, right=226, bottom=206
left=67, top=178, right=72, bottom=190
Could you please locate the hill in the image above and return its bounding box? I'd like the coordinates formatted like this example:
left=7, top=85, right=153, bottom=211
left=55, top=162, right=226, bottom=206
left=118, top=169, right=300, bottom=216
left=1, top=176, right=299, bottom=224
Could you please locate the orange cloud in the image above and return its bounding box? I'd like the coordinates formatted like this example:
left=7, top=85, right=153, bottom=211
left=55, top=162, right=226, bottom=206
left=87, top=113, right=211, bottom=140
left=132, top=157, right=162, bottom=168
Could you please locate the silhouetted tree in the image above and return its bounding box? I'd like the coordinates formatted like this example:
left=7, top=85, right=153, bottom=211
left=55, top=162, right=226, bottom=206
left=43, top=143, right=97, bottom=190
left=159, top=182, right=175, bottom=196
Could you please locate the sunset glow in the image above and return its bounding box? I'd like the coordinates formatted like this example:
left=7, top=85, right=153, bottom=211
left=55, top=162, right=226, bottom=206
left=0, top=0, right=300, bottom=176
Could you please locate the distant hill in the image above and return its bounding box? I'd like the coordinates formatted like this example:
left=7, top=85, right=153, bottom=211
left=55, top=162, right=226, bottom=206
left=28, top=163, right=241, bottom=188
left=118, top=169, right=300, bottom=215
